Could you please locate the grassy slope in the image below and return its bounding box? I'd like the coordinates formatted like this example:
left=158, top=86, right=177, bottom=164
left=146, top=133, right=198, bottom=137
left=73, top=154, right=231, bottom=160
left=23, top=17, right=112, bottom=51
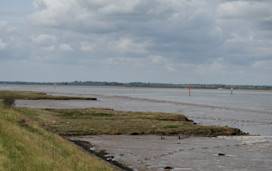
left=0, top=104, right=117, bottom=171
left=17, top=108, right=245, bottom=137
left=0, top=90, right=96, bottom=100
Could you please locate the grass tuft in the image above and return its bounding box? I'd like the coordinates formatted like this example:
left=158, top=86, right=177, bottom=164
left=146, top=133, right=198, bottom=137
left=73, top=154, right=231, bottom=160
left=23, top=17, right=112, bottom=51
left=0, top=92, right=16, bottom=108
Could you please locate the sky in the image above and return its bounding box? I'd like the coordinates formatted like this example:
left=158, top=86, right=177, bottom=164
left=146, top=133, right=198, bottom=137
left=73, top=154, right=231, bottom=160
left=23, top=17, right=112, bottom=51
left=0, top=0, right=272, bottom=85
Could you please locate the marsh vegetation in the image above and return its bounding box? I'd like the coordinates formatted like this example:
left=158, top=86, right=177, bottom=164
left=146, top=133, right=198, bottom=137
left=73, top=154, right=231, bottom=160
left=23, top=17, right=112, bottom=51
left=17, top=107, right=245, bottom=137
left=0, top=90, right=96, bottom=100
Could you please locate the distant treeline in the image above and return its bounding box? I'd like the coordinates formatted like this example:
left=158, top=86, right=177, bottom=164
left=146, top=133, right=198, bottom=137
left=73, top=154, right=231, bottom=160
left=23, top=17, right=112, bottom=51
left=0, top=81, right=271, bottom=90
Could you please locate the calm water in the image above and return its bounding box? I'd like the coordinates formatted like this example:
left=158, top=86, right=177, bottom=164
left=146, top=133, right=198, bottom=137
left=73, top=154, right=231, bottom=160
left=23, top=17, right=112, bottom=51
left=1, top=84, right=272, bottom=135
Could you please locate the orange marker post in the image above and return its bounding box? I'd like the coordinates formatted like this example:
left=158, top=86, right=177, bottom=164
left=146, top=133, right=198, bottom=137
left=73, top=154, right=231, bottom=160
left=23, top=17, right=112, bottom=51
left=189, top=86, right=191, bottom=96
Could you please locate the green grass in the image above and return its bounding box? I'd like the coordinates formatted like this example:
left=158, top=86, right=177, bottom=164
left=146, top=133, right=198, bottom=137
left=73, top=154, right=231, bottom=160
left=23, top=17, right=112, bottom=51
left=17, top=108, right=245, bottom=137
left=0, top=104, right=117, bottom=171
left=0, top=90, right=96, bottom=100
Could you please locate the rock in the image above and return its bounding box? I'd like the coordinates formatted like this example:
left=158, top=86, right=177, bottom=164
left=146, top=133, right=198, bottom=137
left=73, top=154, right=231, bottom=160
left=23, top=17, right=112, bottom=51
left=164, top=166, right=173, bottom=169
left=218, top=153, right=225, bottom=156
left=178, top=136, right=184, bottom=139
left=131, top=132, right=139, bottom=135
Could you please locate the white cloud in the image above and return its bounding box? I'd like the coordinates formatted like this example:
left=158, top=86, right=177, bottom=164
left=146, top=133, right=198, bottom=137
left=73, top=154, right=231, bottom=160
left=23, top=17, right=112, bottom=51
left=59, top=43, right=74, bottom=51
left=33, top=0, right=47, bottom=10
left=41, top=45, right=56, bottom=51
left=166, top=65, right=176, bottom=72
left=218, top=1, right=272, bottom=20
left=150, top=55, right=166, bottom=64
left=0, top=21, right=16, bottom=33
left=0, top=21, right=8, bottom=29
left=102, top=56, right=148, bottom=68
left=80, top=42, right=94, bottom=52
left=97, top=1, right=140, bottom=15
left=29, top=0, right=80, bottom=26
left=110, top=37, right=149, bottom=54
left=252, top=60, right=272, bottom=70
left=32, top=34, right=56, bottom=44
left=0, top=38, right=7, bottom=50
left=194, top=58, right=228, bottom=75
left=149, top=55, right=176, bottom=72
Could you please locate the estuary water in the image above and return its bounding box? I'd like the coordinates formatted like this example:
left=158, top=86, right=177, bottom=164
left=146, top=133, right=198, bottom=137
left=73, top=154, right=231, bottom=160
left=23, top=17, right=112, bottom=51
left=1, top=84, right=271, bottom=135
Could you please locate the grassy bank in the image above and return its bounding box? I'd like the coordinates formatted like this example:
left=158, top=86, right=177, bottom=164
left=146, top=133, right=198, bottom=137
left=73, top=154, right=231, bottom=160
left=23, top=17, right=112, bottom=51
left=17, top=108, right=245, bottom=137
left=0, top=104, right=117, bottom=170
left=0, top=90, right=96, bottom=100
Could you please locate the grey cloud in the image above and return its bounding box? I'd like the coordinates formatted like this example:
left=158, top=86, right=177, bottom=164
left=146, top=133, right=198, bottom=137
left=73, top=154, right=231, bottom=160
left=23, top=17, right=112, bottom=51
left=26, top=0, right=272, bottom=66
left=0, top=0, right=271, bottom=84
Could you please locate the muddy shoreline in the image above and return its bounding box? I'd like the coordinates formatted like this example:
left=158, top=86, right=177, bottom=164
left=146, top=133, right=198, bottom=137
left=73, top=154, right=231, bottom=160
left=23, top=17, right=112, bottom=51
left=68, top=135, right=272, bottom=171
left=68, top=139, right=134, bottom=171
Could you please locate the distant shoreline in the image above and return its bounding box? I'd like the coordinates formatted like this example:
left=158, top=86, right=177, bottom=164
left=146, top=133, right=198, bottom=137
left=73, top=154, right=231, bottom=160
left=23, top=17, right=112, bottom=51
left=1, top=82, right=271, bottom=90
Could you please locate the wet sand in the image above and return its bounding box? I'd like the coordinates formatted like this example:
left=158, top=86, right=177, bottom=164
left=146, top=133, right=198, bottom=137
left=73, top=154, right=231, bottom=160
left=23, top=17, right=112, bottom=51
left=69, top=135, right=272, bottom=171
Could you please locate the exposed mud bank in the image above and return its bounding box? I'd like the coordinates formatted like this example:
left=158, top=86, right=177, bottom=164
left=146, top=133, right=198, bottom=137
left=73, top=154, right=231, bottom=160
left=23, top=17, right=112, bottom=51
left=68, top=135, right=272, bottom=171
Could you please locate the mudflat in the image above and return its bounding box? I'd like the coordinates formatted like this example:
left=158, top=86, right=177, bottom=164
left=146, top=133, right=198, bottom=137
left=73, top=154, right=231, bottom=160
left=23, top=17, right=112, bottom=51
left=69, top=135, right=272, bottom=171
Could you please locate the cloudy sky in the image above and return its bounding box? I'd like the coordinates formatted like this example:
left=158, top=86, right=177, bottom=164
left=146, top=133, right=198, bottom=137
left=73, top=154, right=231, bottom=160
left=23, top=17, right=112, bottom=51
left=0, top=0, right=272, bottom=85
